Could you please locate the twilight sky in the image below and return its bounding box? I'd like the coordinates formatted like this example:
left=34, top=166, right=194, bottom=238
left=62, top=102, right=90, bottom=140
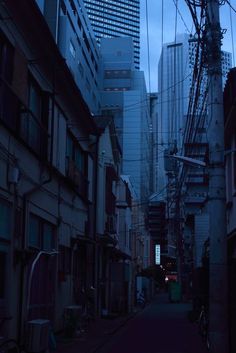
left=140, top=0, right=236, bottom=92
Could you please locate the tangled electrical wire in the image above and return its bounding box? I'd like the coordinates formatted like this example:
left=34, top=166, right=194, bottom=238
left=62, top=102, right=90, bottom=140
left=186, top=0, right=206, bottom=7
left=176, top=0, right=210, bottom=192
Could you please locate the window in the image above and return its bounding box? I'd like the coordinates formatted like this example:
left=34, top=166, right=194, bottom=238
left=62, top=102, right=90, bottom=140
left=69, top=40, right=76, bottom=58
left=86, top=77, right=91, bottom=93
left=66, top=133, right=86, bottom=173
left=29, top=215, right=40, bottom=248
left=0, top=32, right=14, bottom=83
left=66, top=132, right=88, bottom=198
left=78, top=62, right=84, bottom=77
left=0, top=32, right=18, bottom=130
left=129, top=229, right=132, bottom=250
left=29, top=82, right=41, bottom=120
left=20, top=79, right=49, bottom=158
left=43, top=223, right=54, bottom=251
left=104, top=69, right=131, bottom=79
left=28, top=214, right=55, bottom=250
left=60, top=0, right=66, bottom=15
left=0, top=200, right=11, bottom=241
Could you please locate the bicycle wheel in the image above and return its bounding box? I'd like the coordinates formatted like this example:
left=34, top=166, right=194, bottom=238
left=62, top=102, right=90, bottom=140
left=0, top=339, right=19, bottom=353
left=206, top=331, right=210, bottom=351
left=198, top=312, right=207, bottom=338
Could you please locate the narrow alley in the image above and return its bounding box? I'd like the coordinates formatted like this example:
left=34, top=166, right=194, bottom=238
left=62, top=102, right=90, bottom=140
left=0, top=2, right=235, bottom=353
left=58, top=293, right=208, bottom=353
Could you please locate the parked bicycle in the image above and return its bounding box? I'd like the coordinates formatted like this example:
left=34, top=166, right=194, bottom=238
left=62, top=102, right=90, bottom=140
left=137, top=289, right=146, bottom=309
left=64, top=287, right=95, bottom=338
left=0, top=317, right=19, bottom=353
left=198, top=305, right=210, bottom=351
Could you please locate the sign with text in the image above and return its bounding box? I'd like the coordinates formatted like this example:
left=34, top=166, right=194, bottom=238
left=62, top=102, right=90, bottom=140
left=155, top=244, right=161, bottom=265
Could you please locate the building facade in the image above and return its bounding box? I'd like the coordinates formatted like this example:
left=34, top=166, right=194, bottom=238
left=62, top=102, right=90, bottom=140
left=94, top=116, right=134, bottom=316
left=35, top=0, right=102, bottom=115
left=0, top=1, right=143, bottom=345
left=100, top=37, right=151, bottom=202
left=224, top=67, right=236, bottom=353
left=0, top=0, right=99, bottom=339
left=83, top=0, right=140, bottom=70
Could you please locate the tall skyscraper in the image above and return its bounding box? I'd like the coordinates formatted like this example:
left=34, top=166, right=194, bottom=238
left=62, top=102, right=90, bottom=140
left=83, top=0, right=140, bottom=70
left=100, top=37, right=150, bottom=201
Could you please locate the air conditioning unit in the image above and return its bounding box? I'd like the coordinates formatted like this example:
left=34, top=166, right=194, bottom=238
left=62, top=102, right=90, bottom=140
left=64, top=305, right=83, bottom=321
left=26, top=319, right=50, bottom=353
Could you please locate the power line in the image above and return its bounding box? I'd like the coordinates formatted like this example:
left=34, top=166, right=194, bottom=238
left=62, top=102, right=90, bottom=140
left=172, top=0, right=192, bottom=33
left=160, top=0, right=164, bottom=143
left=145, top=0, right=151, bottom=93
left=132, top=183, right=171, bottom=207
left=100, top=75, right=192, bottom=118
left=170, top=0, right=179, bottom=143
left=225, top=0, right=236, bottom=14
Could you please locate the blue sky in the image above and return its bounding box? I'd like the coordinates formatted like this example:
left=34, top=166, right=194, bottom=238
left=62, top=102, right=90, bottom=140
left=140, top=0, right=236, bottom=92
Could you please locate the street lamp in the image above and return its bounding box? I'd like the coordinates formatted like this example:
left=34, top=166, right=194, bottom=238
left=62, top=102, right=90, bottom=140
left=168, top=149, right=236, bottom=168
left=166, top=154, right=206, bottom=168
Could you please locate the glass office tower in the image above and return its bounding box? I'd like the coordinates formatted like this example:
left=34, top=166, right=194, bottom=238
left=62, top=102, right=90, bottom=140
left=83, top=0, right=140, bottom=70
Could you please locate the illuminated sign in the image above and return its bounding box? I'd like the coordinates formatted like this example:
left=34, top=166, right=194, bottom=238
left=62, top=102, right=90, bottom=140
left=155, top=244, right=161, bottom=265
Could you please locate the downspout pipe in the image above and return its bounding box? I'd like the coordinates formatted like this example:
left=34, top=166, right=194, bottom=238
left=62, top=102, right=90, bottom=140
left=88, top=131, right=100, bottom=316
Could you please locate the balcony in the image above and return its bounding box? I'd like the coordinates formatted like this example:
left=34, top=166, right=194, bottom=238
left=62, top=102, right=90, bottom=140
left=184, top=191, right=207, bottom=204
left=185, top=172, right=209, bottom=185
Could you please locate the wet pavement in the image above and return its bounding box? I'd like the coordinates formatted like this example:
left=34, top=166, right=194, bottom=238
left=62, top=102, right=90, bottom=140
left=56, top=293, right=208, bottom=353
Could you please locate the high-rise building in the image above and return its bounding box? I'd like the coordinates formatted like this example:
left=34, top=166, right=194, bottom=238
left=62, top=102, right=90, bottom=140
left=35, top=0, right=102, bottom=115
left=100, top=37, right=150, bottom=201
left=83, top=0, right=140, bottom=70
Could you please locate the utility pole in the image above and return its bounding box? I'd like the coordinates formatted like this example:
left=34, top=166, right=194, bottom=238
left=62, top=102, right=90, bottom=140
left=175, top=180, right=182, bottom=287
left=206, top=1, right=229, bottom=352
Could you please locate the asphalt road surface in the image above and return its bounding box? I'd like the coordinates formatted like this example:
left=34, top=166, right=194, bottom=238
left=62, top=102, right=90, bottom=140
left=94, top=293, right=208, bottom=353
